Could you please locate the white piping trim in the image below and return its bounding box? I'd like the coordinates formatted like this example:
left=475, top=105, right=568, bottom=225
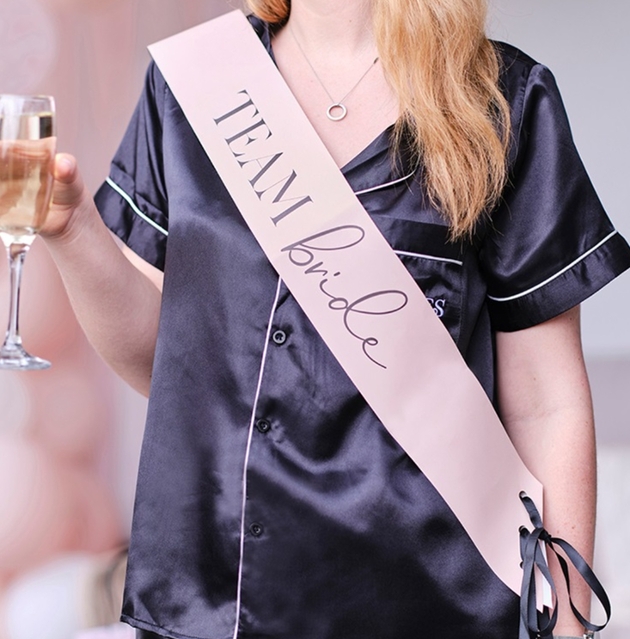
left=232, top=276, right=283, bottom=639
left=353, top=170, right=415, bottom=196
left=488, top=230, right=618, bottom=303
left=394, top=249, right=463, bottom=267
left=105, top=177, right=169, bottom=237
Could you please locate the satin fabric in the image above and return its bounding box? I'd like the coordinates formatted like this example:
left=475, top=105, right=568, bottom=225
left=95, top=16, right=630, bottom=639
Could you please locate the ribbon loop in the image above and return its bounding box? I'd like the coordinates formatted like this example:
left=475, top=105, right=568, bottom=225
left=518, top=493, right=611, bottom=639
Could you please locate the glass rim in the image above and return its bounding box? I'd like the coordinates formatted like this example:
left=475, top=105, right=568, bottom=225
left=0, top=94, right=56, bottom=139
left=0, top=95, right=56, bottom=118
left=0, top=94, right=55, bottom=101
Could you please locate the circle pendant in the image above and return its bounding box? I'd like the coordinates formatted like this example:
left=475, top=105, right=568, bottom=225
left=326, top=103, right=347, bottom=121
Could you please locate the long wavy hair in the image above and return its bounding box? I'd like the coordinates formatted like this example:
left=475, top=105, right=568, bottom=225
left=245, top=0, right=511, bottom=238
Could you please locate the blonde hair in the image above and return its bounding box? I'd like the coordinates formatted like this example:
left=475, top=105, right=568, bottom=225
left=245, top=0, right=510, bottom=238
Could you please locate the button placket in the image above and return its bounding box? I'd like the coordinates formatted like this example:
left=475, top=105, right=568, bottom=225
left=233, top=277, right=283, bottom=637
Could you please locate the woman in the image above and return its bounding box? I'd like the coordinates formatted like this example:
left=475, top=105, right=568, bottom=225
left=43, top=0, right=629, bottom=637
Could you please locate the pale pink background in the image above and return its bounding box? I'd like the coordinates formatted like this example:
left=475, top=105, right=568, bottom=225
left=0, top=1, right=233, bottom=637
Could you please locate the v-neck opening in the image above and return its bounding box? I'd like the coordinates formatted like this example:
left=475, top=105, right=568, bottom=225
left=338, top=124, right=395, bottom=174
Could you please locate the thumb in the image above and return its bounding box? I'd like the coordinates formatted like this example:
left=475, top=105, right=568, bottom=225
left=42, top=153, right=94, bottom=240
left=52, top=153, right=87, bottom=208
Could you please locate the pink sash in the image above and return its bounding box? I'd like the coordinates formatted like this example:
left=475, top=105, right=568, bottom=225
left=149, top=10, right=542, bottom=597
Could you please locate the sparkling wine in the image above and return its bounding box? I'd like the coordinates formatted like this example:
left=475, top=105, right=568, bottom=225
left=0, top=116, right=55, bottom=245
left=0, top=96, right=56, bottom=370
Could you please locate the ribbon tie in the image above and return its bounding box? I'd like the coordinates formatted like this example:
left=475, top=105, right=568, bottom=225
left=518, top=492, right=611, bottom=639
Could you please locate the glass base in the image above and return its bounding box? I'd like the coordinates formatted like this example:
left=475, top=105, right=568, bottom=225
left=0, top=344, right=51, bottom=371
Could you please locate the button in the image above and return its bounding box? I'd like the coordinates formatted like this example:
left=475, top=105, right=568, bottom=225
left=249, top=523, right=264, bottom=537
left=272, top=329, right=287, bottom=345
left=256, top=419, right=271, bottom=434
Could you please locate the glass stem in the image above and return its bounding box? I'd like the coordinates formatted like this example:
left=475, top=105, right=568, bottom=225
left=3, top=242, right=30, bottom=349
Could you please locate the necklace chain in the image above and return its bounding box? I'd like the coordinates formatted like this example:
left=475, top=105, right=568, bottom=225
left=288, top=24, right=379, bottom=122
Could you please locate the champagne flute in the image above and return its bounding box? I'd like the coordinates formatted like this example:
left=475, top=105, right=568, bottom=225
left=0, top=95, right=56, bottom=370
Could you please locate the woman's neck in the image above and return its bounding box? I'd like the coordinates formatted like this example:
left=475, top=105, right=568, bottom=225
left=271, top=0, right=397, bottom=169
left=286, top=0, right=375, bottom=60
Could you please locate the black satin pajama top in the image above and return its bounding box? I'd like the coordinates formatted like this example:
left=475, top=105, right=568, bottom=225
left=95, top=16, right=630, bottom=639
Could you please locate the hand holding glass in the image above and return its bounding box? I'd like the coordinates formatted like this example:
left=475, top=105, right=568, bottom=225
left=0, top=95, right=56, bottom=370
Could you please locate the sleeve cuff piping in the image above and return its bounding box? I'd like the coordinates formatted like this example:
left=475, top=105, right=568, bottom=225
left=487, top=230, right=618, bottom=302
left=105, top=177, right=169, bottom=237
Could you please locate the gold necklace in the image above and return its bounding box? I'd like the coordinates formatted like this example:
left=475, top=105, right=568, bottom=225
left=289, top=25, right=379, bottom=122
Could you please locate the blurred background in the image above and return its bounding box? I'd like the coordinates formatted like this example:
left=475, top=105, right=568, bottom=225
left=0, top=0, right=627, bottom=637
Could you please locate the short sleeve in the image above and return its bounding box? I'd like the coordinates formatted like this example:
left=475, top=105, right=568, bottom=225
left=94, top=62, right=169, bottom=271
left=481, top=63, right=630, bottom=332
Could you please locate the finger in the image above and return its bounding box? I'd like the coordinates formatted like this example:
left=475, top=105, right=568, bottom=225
left=53, top=153, right=78, bottom=183
left=52, top=153, right=86, bottom=208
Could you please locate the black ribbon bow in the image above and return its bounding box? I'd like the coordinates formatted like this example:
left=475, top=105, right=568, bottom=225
left=518, top=492, right=611, bottom=639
